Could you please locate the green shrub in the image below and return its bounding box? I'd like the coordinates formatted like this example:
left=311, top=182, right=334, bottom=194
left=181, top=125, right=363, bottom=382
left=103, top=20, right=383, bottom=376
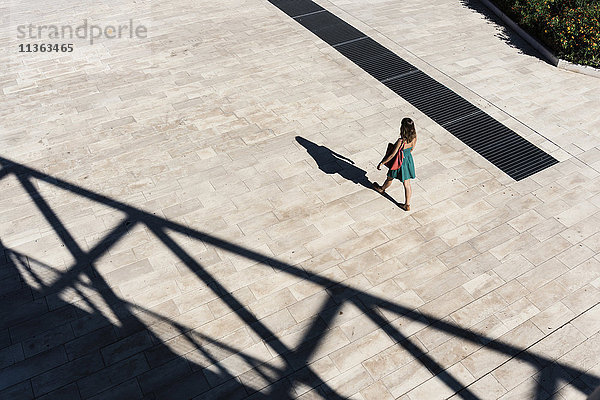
left=492, top=0, right=600, bottom=68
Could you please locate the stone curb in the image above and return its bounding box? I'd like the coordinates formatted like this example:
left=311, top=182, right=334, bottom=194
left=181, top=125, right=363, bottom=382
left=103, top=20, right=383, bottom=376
left=480, top=0, right=600, bottom=79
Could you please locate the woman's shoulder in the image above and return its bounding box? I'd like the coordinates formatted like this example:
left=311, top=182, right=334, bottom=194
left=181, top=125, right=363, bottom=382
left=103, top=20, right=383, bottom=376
left=404, top=137, right=416, bottom=150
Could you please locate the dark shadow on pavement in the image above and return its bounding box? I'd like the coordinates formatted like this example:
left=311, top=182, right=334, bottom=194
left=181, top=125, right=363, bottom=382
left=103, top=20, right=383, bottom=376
left=295, top=136, right=402, bottom=207
left=1, top=155, right=599, bottom=400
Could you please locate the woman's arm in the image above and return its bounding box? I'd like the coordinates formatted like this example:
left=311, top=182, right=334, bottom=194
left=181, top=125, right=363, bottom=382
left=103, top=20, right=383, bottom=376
left=411, top=137, right=417, bottom=152
left=378, top=139, right=402, bottom=169
left=382, top=139, right=402, bottom=163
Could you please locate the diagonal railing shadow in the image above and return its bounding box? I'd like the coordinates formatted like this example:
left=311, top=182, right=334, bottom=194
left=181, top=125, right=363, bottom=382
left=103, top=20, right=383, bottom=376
left=1, top=155, right=599, bottom=399
left=0, top=242, right=254, bottom=398
left=2, top=236, right=343, bottom=398
left=151, top=226, right=345, bottom=399
left=0, top=159, right=344, bottom=399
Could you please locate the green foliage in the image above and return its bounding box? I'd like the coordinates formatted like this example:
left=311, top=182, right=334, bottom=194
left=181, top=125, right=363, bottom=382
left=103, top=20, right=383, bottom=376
left=493, top=0, right=599, bottom=67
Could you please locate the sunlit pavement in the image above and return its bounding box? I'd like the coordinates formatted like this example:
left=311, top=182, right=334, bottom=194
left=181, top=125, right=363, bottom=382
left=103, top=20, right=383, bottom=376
left=1, top=0, right=600, bottom=398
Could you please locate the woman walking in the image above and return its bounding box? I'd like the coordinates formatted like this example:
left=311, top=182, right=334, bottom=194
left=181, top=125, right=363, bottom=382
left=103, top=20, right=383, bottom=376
left=373, top=118, right=417, bottom=211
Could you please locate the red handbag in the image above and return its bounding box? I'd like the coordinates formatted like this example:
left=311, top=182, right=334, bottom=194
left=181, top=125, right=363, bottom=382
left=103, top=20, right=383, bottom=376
left=383, top=140, right=404, bottom=171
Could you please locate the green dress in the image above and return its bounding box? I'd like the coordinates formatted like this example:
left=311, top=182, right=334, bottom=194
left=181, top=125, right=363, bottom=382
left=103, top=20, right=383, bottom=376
left=387, top=147, right=415, bottom=181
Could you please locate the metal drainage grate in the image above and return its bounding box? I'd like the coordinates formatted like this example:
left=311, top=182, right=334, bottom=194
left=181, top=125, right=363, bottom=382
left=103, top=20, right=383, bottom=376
left=444, top=112, right=557, bottom=181
left=269, top=0, right=324, bottom=17
left=335, top=37, right=417, bottom=82
left=294, top=11, right=366, bottom=46
left=385, top=71, right=482, bottom=126
left=267, top=0, right=559, bottom=180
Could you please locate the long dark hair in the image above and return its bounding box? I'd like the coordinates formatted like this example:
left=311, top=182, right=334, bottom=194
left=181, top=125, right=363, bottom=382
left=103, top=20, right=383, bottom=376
left=400, top=118, right=416, bottom=142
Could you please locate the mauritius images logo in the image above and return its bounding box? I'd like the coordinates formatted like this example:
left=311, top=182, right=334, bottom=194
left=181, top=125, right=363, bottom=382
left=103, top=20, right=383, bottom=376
left=16, top=19, right=148, bottom=44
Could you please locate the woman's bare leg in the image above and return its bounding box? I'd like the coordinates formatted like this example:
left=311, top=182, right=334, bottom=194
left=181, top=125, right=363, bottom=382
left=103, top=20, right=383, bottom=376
left=403, top=179, right=412, bottom=207
left=373, top=177, right=393, bottom=193
left=381, top=177, right=393, bottom=191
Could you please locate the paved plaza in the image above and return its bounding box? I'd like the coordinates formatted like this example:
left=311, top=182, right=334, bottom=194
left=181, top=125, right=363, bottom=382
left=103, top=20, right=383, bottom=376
left=1, top=0, right=600, bottom=398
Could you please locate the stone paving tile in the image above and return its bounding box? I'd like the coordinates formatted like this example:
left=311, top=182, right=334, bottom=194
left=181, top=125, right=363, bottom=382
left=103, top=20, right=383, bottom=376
left=37, top=383, right=81, bottom=400
left=1, top=0, right=600, bottom=398
left=427, top=336, right=481, bottom=371
left=88, top=379, right=143, bottom=400
left=0, top=347, right=68, bottom=393
left=76, top=354, right=146, bottom=398
left=31, top=351, right=104, bottom=397
left=451, top=291, right=509, bottom=328
left=0, top=381, right=34, bottom=400
left=413, top=267, right=470, bottom=302
left=450, top=373, right=506, bottom=400
left=382, top=359, right=434, bottom=398
left=329, top=329, right=393, bottom=372
left=462, top=271, right=505, bottom=299
left=0, top=343, right=24, bottom=370
left=360, top=380, right=394, bottom=400
left=532, top=302, right=576, bottom=333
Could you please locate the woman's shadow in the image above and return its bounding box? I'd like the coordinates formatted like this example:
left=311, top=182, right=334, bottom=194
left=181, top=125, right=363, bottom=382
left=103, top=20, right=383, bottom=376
left=296, top=136, right=400, bottom=206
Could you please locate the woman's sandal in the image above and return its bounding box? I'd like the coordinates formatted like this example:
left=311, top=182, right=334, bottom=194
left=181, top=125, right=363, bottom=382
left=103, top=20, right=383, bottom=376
left=372, top=182, right=385, bottom=194
left=400, top=203, right=411, bottom=211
